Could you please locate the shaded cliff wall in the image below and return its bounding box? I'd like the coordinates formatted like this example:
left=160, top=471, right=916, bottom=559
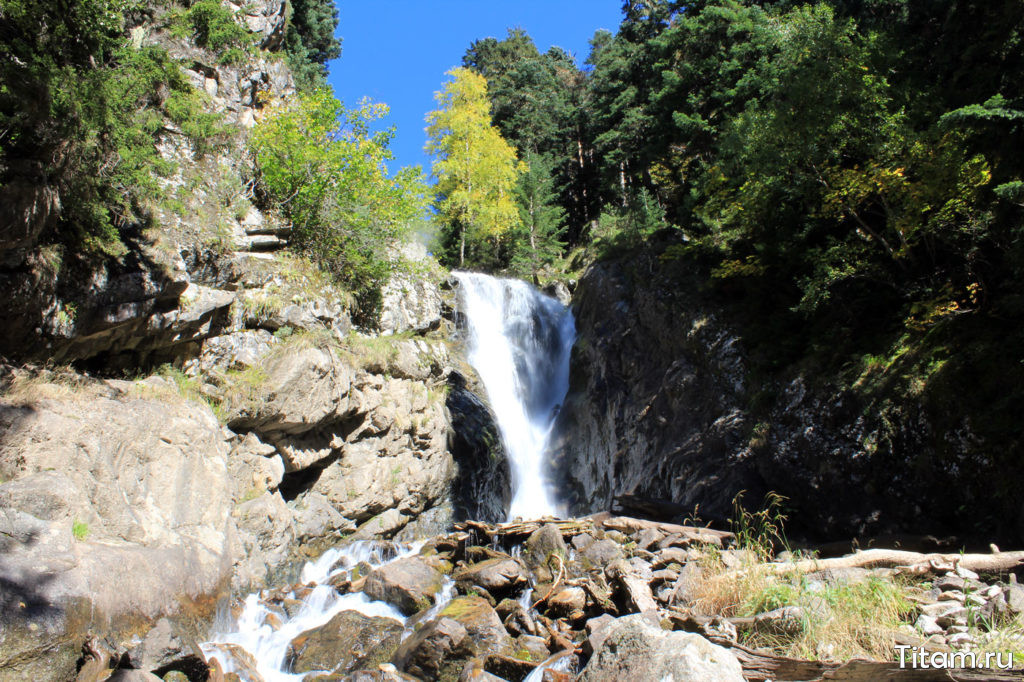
left=552, top=243, right=1017, bottom=543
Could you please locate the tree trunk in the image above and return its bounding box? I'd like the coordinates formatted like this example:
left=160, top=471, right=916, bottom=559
left=746, top=548, right=1024, bottom=577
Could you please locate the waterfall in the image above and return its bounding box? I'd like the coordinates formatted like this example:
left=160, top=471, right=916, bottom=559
left=453, top=272, right=575, bottom=521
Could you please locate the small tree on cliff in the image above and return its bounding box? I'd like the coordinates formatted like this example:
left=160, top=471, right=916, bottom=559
left=425, top=67, right=524, bottom=267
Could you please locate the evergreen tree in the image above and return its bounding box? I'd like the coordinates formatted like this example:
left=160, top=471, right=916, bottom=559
left=510, top=153, right=566, bottom=280
left=425, top=68, right=524, bottom=268
left=285, top=0, right=342, bottom=91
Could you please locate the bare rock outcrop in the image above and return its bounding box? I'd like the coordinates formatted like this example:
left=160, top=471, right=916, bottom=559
left=0, top=387, right=233, bottom=681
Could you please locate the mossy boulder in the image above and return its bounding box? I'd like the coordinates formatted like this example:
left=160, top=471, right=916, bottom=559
left=286, top=609, right=403, bottom=674
left=363, top=555, right=445, bottom=616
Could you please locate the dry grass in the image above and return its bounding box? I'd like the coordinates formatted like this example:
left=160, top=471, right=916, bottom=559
left=686, top=549, right=912, bottom=661
left=684, top=491, right=913, bottom=662
left=1, top=366, right=108, bottom=406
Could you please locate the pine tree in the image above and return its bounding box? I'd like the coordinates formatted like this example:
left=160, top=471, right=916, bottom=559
left=510, top=153, right=566, bottom=280
left=425, top=68, right=524, bottom=267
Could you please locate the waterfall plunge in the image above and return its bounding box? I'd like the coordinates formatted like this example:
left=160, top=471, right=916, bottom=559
left=453, top=272, right=575, bottom=521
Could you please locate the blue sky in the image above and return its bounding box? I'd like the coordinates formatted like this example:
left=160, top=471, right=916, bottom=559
left=326, top=1, right=624, bottom=177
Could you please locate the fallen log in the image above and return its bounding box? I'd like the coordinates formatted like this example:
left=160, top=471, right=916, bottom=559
left=750, top=548, right=1024, bottom=576
left=454, top=518, right=595, bottom=539
left=600, top=515, right=734, bottom=545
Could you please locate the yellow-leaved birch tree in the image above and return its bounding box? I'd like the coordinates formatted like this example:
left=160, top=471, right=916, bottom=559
left=425, top=67, right=524, bottom=266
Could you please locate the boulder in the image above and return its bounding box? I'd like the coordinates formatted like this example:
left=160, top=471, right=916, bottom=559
left=581, top=539, right=624, bottom=568
left=438, top=596, right=514, bottom=655
left=286, top=610, right=403, bottom=674
left=545, top=587, right=587, bottom=621
left=524, top=525, right=567, bottom=583
left=454, top=557, right=528, bottom=598
left=363, top=556, right=445, bottom=616
left=1006, top=583, right=1024, bottom=615
left=392, top=617, right=474, bottom=681
left=606, top=560, right=658, bottom=614
left=394, top=597, right=513, bottom=680
left=578, top=614, right=745, bottom=682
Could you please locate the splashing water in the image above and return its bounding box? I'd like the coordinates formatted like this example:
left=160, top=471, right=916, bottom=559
left=201, top=541, right=454, bottom=681
left=453, top=272, right=575, bottom=520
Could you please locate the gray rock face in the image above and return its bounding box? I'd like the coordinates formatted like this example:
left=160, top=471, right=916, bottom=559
left=551, top=258, right=754, bottom=528
left=553, top=249, right=1004, bottom=539
left=379, top=273, right=443, bottom=335
left=0, top=390, right=232, bottom=681
left=577, top=614, right=745, bottom=682
left=446, top=375, right=510, bottom=524
left=199, top=329, right=277, bottom=373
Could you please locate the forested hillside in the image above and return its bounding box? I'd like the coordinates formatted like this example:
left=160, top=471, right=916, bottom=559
left=434, top=0, right=1024, bottom=526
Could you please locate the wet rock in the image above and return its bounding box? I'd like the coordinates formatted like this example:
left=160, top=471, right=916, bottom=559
left=363, top=556, right=445, bottom=616
left=101, top=672, right=163, bottom=682
left=524, top=525, right=568, bottom=583
left=437, top=596, right=514, bottom=655
left=287, top=609, right=403, bottom=674
left=513, top=634, right=550, bottom=663
left=454, top=557, right=528, bottom=599
left=392, top=617, right=474, bottom=681
left=498, top=600, right=537, bottom=638
left=578, top=614, right=744, bottom=682
left=457, top=659, right=508, bottom=682
left=122, top=618, right=193, bottom=672
left=545, top=587, right=587, bottom=621
left=446, top=379, right=511, bottom=524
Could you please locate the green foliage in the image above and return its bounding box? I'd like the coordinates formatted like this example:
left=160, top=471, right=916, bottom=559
left=508, top=153, right=566, bottom=279
left=285, top=0, right=342, bottom=91
left=170, top=0, right=256, bottom=62
left=250, top=89, right=427, bottom=318
left=425, top=68, right=525, bottom=267
left=0, top=0, right=226, bottom=256
left=730, top=491, right=789, bottom=563
left=72, top=519, right=90, bottom=541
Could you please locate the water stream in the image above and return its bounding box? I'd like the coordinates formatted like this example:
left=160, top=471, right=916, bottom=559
left=453, top=272, right=576, bottom=520
left=202, top=274, right=574, bottom=679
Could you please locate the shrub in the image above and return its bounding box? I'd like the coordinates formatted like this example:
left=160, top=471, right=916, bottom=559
left=250, top=90, right=428, bottom=318
left=0, top=0, right=228, bottom=256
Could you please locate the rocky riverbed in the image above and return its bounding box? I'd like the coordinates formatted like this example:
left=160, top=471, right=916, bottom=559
left=64, top=516, right=1024, bottom=681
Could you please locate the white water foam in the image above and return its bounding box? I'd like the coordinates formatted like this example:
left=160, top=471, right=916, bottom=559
left=202, top=541, right=429, bottom=681
left=453, top=272, right=575, bottom=521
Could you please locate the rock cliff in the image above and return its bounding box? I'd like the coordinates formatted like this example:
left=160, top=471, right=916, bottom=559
left=0, top=3, right=507, bottom=679
left=553, top=242, right=1013, bottom=543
